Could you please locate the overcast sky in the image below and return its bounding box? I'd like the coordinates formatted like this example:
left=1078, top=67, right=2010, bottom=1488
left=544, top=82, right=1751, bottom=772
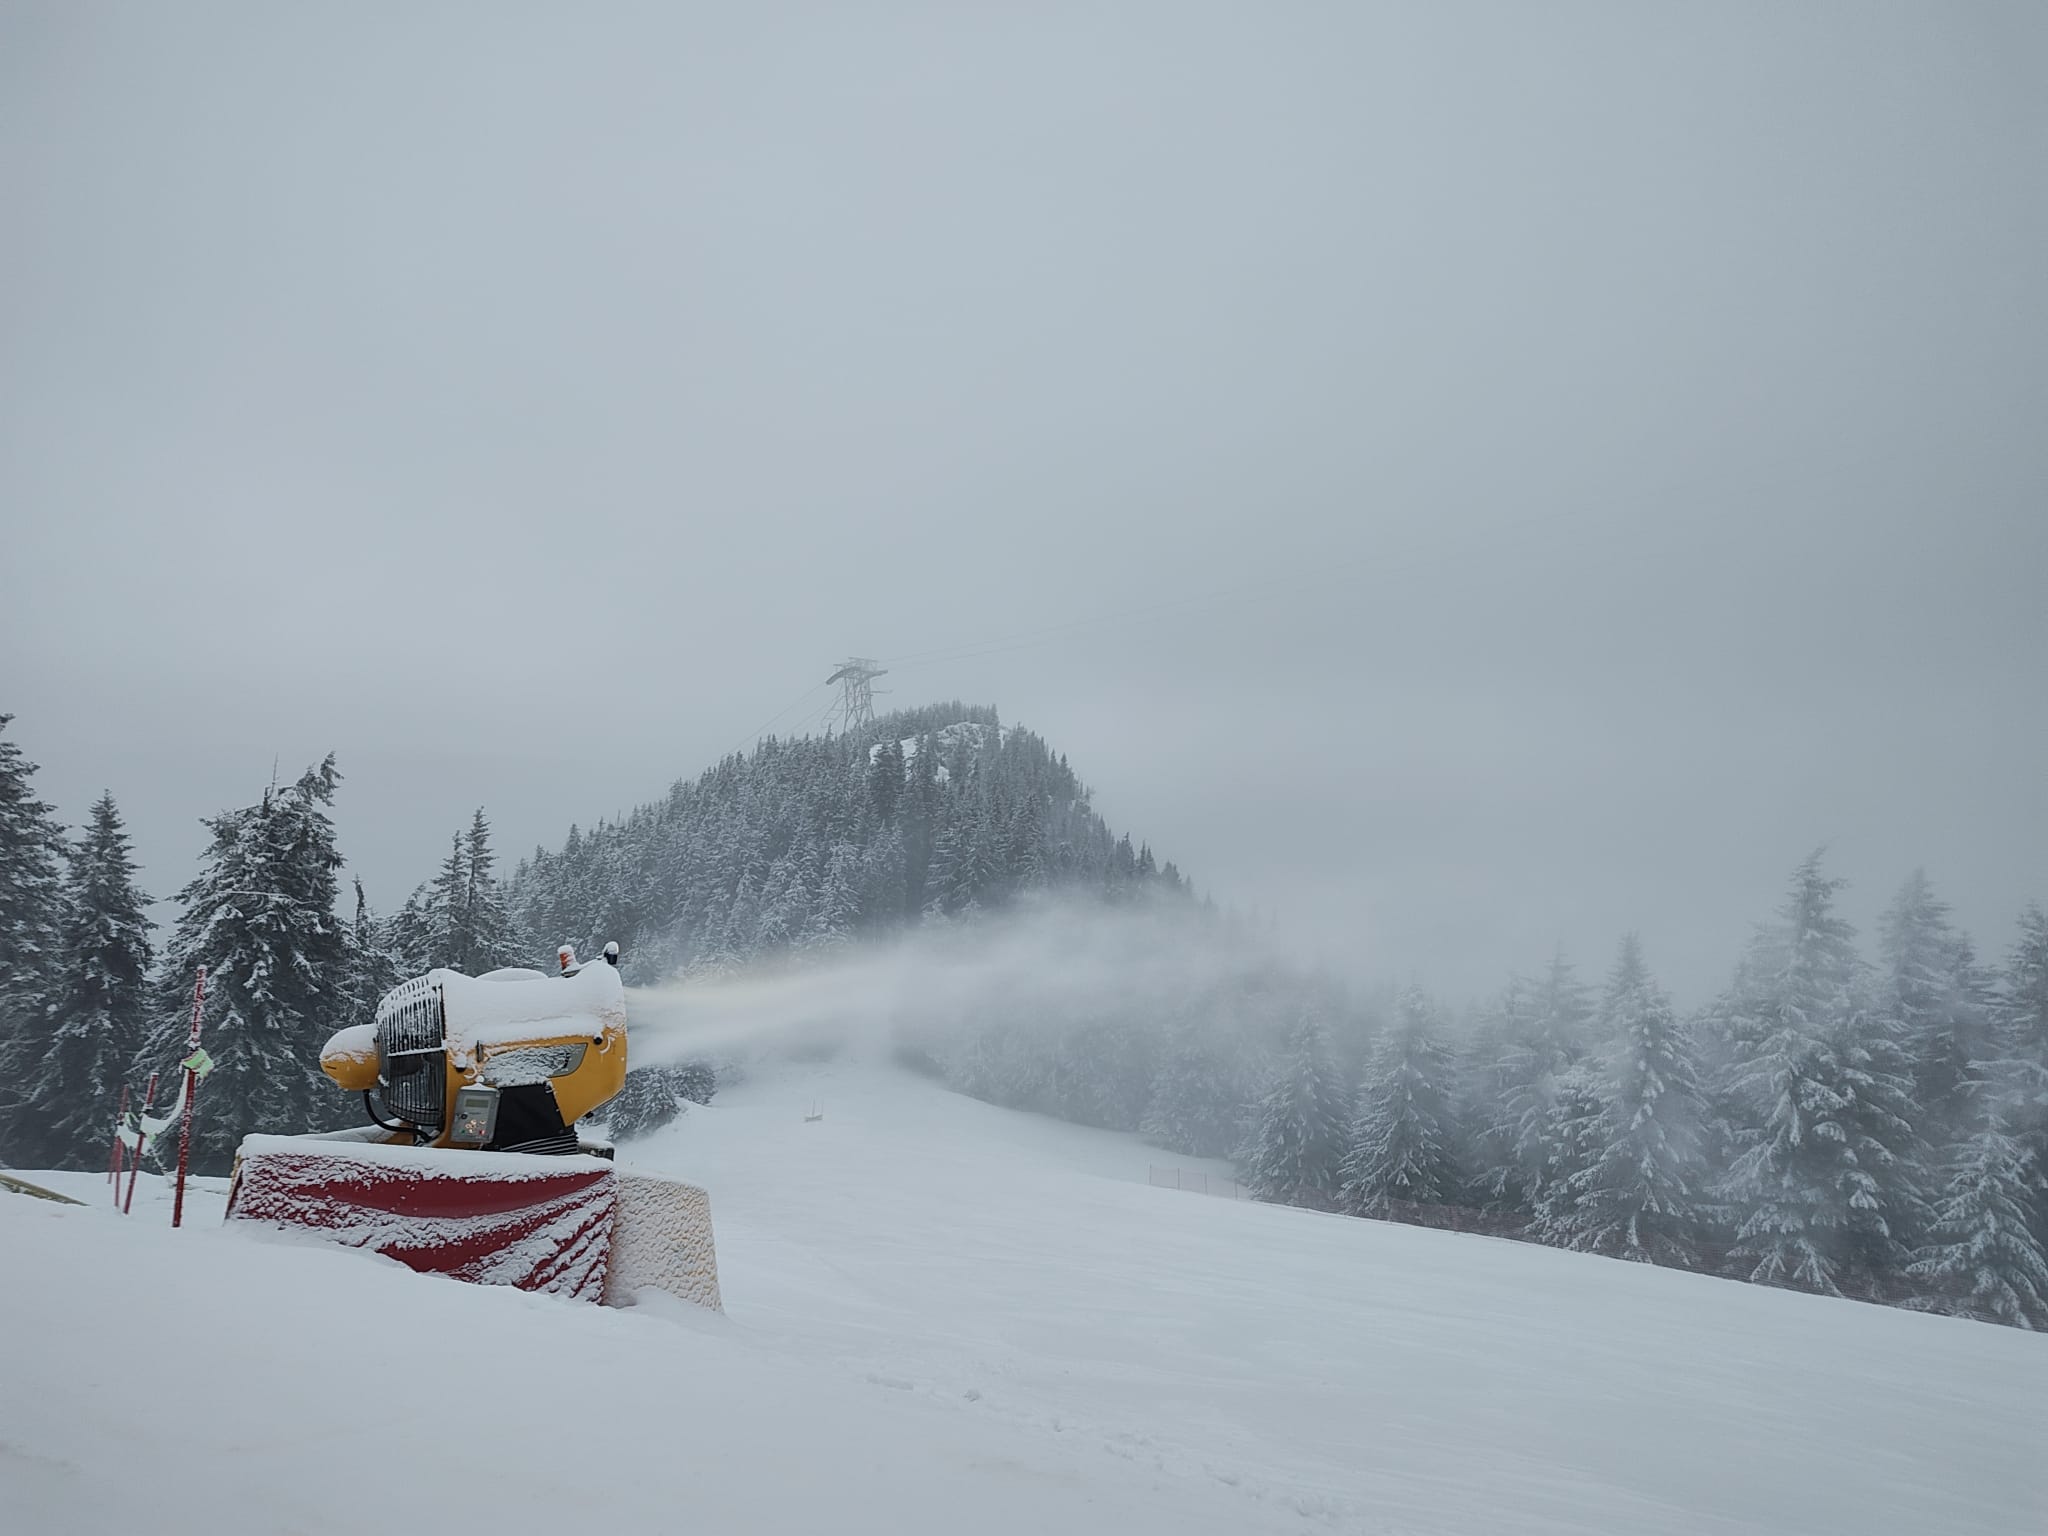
left=3, top=3, right=2043, bottom=1005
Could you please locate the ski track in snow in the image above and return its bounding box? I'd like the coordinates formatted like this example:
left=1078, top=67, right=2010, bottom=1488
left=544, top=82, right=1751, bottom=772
left=4, top=1060, right=2045, bottom=1535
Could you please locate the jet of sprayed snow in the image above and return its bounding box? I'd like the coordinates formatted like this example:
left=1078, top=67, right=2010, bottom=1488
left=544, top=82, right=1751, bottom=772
left=622, top=897, right=1280, bottom=1069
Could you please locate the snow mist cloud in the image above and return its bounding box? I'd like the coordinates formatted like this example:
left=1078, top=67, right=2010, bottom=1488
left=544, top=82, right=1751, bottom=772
left=623, top=898, right=1287, bottom=1068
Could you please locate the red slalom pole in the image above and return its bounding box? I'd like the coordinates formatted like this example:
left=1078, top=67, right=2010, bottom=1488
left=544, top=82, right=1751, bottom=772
left=171, top=967, right=207, bottom=1230
left=123, top=1071, right=158, bottom=1216
left=108, top=1084, right=130, bottom=1194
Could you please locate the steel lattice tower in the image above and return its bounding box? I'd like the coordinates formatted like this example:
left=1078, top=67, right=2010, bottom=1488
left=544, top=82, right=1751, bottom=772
left=825, top=657, right=888, bottom=731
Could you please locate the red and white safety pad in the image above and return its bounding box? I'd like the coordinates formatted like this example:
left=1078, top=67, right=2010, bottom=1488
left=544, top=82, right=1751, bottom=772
left=225, top=1135, right=620, bottom=1302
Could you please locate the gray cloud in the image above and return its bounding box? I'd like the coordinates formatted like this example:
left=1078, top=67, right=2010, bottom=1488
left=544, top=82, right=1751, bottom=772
left=3, top=3, right=2043, bottom=1004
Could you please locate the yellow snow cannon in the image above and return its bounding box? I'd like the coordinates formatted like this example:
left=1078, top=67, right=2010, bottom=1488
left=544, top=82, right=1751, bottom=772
left=319, top=945, right=629, bottom=1152
left=222, top=943, right=721, bottom=1311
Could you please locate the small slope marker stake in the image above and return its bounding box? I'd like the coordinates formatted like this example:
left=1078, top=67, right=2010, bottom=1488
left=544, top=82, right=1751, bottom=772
left=122, top=1070, right=159, bottom=1215
left=108, top=1084, right=131, bottom=1195
left=172, top=967, right=207, bottom=1229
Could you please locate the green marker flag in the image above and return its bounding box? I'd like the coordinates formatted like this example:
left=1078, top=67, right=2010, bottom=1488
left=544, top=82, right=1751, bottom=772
left=182, top=1046, right=216, bottom=1079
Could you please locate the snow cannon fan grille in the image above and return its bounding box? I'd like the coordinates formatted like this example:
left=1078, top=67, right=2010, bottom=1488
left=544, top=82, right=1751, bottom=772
left=374, top=974, right=447, bottom=1133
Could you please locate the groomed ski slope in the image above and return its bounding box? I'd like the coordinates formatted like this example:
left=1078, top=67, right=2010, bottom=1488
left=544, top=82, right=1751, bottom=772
left=3, top=1059, right=2042, bottom=1535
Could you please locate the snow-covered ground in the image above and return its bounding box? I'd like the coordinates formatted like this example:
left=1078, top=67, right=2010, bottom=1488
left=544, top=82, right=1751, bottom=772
left=4, top=1059, right=2043, bottom=1535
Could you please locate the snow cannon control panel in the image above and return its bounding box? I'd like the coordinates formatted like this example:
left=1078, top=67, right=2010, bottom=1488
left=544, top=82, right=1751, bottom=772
left=449, top=1085, right=501, bottom=1146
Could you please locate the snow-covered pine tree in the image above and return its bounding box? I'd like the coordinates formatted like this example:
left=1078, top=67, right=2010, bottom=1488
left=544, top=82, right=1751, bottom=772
left=1108, top=833, right=1138, bottom=898
left=672, top=1058, right=717, bottom=1105
left=1880, top=870, right=1993, bottom=1145
left=340, top=877, right=405, bottom=1030
left=1558, top=935, right=1709, bottom=1264
left=1339, top=988, right=1459, bottom=1216
left=961, top=803, right=1010, bottom=912
left=859, top=823, right=906, bottom=930
left=460, top=808, right=524, bottom=973
left=755, top=853, right=805, bottom=950
left=925, top=799, right=1001, bottom=919
left=0, top=714, right=73, bottom=1166
left=800, top=842, right=861, bottom=951
left=1688, top=949, right=1757, bottom=1207
left=391, top=836, right=462, bottom=975
left=1831, top=978, right=1929, bottom=1284
left=866, top=737, right=904, bottom=826
left=1047, top=1009, right=1156, bottom=1132
left=1718, top=851, right=1921, bottom=1297
left=1456, top=976, right=1531, bottom=1209
left=394, top=812, right=527, bottom=976
left=1475, top=951, right=1594, bottom=1215
left=1006, top=801, right=1048, bottom=893
left=138, top=757, right=351, bottom=1172
left=1143, top=1013, right=1235, bottom=1158
left=9, top=794, right=156, bottom=1169
left=1530, top=1065, right=1608, bottom=1244
left=1906, top=904, right=2048, bottom=1328
left=1243, top=1014, right=1348, bottom=1205
left=900, top=730, right=941, bottom=914
left=1992, top=905, right=2048, bottom=1256
left=536, top=821, right=585, bottom=953
left=434, top=829, right=477, bottom=965
left=940, top=1018, right=1026, bottom=1110
left=723, top=866, right=760, bottom=958
left=600, top=1062, right=712, bottom=1140
left=1907, top=1094, right=2048, bottom=1328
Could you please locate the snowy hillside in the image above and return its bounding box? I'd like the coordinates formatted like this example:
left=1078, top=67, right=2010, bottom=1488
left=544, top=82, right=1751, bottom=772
left=4, top=1061, right=2043, bottom=1535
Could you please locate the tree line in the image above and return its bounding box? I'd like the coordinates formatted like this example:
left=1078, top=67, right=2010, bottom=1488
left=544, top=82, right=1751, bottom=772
left=0, top=716, right=548, bottom=1171
left=911, top=851, right=2046, bottom=1328
left=892, top=863, right=2047, bottom=1329
left=1190, top=858, right=2042, bottom=1328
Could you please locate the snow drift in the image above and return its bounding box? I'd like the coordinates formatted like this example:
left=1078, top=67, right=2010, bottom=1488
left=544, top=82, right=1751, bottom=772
left=4, top=1060, right=2043, bottom=1535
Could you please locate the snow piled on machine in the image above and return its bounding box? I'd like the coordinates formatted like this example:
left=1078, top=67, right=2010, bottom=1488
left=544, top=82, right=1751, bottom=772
left=316, top=960, right=628, bottom=1078
left=444, top=957, right=627, bottom=1056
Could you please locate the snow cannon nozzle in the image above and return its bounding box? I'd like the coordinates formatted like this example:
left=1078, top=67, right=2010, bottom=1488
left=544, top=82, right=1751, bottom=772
left=603, top=941, right=620, bottom=967
left=558, top=943, right=577, bottom=974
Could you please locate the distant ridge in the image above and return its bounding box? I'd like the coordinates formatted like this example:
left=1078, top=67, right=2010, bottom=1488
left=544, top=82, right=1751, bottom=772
left=508, top=703, right=1191, bottom=982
